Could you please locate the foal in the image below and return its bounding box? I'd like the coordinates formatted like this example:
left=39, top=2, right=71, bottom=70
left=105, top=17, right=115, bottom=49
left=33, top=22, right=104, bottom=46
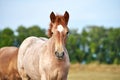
left=17, top=11, right=70, bottom=80
left=0, top=47, right=21, bottom=80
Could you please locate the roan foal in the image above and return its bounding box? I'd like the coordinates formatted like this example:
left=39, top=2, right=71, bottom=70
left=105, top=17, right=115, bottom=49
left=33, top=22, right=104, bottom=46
left=17, top=11, right=70, bottom=80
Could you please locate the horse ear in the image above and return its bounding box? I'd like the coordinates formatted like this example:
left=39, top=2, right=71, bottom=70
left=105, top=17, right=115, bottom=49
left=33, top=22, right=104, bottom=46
left=64, top=11, right=69, bottom=25
left=50, top=12, right=56, bottom=23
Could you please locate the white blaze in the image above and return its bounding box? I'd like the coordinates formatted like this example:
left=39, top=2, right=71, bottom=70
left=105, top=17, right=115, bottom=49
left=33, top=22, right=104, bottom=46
left=57, top=25, right=64, bottom=32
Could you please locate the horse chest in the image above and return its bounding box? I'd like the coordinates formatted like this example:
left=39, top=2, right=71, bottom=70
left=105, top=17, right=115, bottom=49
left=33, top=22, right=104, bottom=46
left=39, top=54, right=69, bottom=80
left=39, top=64, right=69, bottom=80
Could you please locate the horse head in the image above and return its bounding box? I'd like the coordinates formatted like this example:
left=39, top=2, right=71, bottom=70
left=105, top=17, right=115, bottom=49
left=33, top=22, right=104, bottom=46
left=48, top=11, right=69, bottom=60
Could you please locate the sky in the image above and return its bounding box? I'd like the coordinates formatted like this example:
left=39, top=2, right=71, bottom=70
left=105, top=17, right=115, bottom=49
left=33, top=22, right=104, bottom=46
left=0, top=0, right=120, bottom=32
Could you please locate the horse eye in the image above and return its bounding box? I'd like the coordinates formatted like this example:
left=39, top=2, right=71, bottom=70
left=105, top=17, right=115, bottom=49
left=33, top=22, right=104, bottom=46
left=51, top=32, right=53, bottom=35
left=66, top=32, right=69, bottom=35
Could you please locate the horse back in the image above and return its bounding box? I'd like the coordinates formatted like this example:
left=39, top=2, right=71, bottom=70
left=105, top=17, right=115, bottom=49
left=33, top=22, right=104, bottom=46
left=18, top=36, right=48, bottom=57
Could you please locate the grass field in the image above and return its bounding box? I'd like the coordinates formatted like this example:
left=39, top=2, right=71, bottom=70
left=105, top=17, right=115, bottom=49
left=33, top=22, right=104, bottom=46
left=68, top=63, right=120, bottom=80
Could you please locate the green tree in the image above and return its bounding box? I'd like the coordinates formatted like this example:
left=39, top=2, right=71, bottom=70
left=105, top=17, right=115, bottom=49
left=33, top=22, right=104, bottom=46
left=0, top=28, right=14, bottom=47
left=16, top=25, right=46, bottom=46
left=27, top=25, right=46, bottom=37
left=67, top=29, right=85, bottom=63
left=81, top=26, right=120, bottom=64
left=16, top=25, right=28, bottom=46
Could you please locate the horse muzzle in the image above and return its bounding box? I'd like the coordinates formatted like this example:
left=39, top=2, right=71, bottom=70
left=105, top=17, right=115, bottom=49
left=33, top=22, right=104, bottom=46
left=55, top=51, right=64, bottom=60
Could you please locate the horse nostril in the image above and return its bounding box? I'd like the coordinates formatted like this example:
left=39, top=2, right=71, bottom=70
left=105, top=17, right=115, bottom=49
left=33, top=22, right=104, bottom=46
left=55, top=51, right=64, bottom=59
left=55, top=51, right=59, bottom=57
left=61, top=52, right=64, bottom=57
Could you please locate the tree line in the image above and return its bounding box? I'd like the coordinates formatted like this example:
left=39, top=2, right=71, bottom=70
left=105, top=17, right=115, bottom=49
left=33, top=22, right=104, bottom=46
left=0, top=25, right=120, bottom=64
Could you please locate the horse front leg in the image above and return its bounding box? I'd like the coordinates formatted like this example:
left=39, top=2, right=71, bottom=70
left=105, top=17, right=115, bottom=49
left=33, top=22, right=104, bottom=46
left=41, top=74, right=47, bottom=80
left=21, top=75, right=30, bottom=80
left=20, top=73, right=30, bottom=80
left=19, top=67, right=31, bottom=80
